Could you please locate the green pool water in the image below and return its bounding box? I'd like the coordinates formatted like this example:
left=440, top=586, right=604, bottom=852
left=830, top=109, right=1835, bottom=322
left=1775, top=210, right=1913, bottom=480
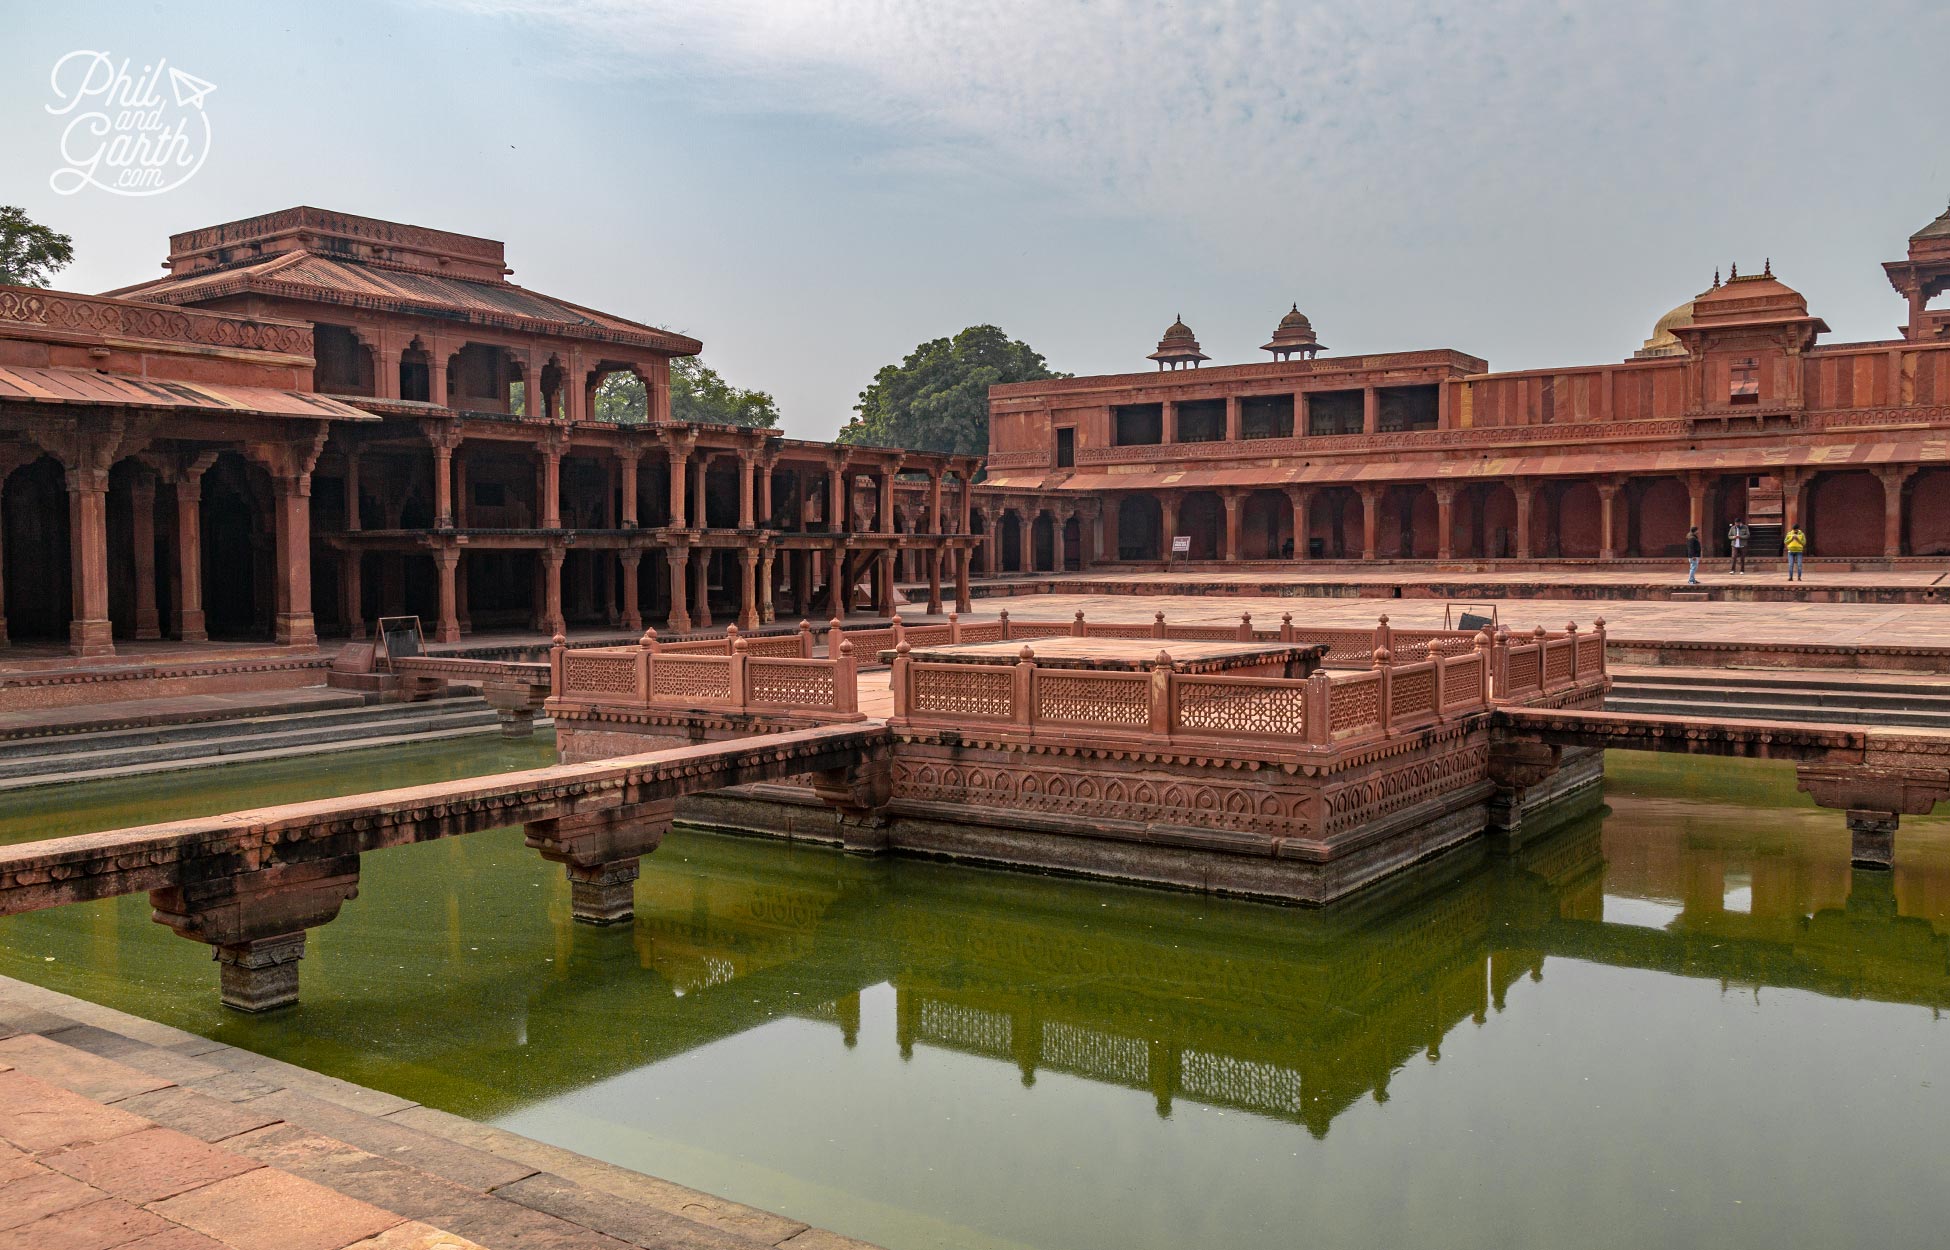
left=1, top=744, right=1946, bottom=1250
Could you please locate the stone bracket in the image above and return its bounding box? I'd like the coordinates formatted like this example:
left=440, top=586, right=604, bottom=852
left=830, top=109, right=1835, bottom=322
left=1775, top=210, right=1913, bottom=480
left=524, top=799, right=674, bottom=924
left=811, top=750, right=894, bottom=854
left=148, top=855, right=360, bottom=1013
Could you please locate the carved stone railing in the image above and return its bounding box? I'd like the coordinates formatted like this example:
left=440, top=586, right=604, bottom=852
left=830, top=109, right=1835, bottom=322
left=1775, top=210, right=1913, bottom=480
left=549, top=624, right=861, bottom=721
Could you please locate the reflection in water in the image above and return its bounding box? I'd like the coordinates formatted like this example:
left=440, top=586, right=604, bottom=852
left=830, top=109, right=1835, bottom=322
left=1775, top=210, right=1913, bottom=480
left=0, top=748, right=1946, bottom=1250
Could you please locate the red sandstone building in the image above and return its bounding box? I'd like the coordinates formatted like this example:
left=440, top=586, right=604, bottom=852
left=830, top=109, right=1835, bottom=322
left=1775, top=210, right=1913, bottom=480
left=977, top=202, right=1950, bottom=573
left=0, top=208, right=976, bottom=657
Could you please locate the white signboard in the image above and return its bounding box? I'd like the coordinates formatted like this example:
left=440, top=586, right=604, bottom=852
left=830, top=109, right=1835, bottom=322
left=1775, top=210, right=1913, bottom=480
left=1170, top=536, right=1192, bottom=554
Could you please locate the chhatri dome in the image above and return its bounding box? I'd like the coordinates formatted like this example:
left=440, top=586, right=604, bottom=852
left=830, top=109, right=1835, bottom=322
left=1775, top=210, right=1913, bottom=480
left=1636, top=298, right=1696, bottom=358
left=1147, top=314, right=1209, bottom=370
left=1262, top=303, right=1324, bottom=360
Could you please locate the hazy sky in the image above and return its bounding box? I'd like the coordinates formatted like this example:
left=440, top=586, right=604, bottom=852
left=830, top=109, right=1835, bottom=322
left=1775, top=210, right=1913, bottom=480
left=5, top=2, right=1947, bottom=439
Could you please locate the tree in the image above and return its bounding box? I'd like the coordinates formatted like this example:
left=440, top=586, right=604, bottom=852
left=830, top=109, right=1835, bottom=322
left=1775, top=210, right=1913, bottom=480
left=840, top=325, right=1064, bottom=456
left=0, top=206, right=75, bottom=288
left=592, top=357, right=780, bottom=428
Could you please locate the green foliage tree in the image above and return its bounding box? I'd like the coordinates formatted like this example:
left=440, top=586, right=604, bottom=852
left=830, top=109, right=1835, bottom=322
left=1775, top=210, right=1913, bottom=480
left=839, top=325, right=1064, bottom=455
left=593, top=357, right=780, bottom=428
left=0, top=206, right=75, bottom=288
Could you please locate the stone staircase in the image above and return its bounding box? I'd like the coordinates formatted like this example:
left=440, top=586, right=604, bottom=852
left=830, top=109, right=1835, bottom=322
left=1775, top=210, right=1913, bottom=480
left=1607, top=668, right=1950, bottom=729
left=0, top=692, right=515, bottom=792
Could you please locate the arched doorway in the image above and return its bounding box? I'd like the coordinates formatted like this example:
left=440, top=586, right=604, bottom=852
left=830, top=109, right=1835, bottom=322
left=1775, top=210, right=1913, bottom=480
left=1453, top=483, right=1519, bottom=558
left=1178, top=492, right=1223, bottom=561
left=1906, top=468, right=1950, bottom=556
left=1061, top=514, right=1082, bottom=570
left=1117, top=496, right=1162, bottom=561
left=1305, top=487, right=1360, bottom=559
left=1538, top=481, right=1603, bottom=558
left=998, top=510, right=1023, bottom=573
left=1242, top=490, right=1292, bottom=558
left=3, top=457, right=71, bottom=644
left=1627, top=477, right=1690, bottom=557
left=1031, top=512, right=1057, bottom=572
left=1378, top=485, right=1437, bottom=558
left=1804, top=471, right=1884, bottom=557
left=971, top=511, right=990, bottom=574
left=201, top=453, right=274, bottom=641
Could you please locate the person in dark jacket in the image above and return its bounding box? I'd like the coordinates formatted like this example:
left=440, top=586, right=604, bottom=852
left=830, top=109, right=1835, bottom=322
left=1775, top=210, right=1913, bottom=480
left=1686, top=526, right=1702, bottom=584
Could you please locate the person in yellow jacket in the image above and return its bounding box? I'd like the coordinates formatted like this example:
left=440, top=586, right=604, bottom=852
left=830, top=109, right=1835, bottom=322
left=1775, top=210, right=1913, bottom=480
left=1784, top=525, right=1807, bottom=581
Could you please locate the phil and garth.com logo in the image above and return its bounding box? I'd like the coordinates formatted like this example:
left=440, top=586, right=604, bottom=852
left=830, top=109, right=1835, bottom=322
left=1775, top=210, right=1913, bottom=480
left=46, top=51, right=216, bottom=197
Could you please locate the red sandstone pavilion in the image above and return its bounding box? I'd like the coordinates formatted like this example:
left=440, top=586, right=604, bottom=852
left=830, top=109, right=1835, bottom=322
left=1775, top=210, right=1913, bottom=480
left=974, top=200, right=1950, bottom=574
left=0, top=207, right=977, bottom=660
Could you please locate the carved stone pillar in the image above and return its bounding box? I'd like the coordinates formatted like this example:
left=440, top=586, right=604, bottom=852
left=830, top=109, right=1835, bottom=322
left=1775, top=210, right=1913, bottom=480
left=539, top=438, right=563, bottom=530
left=1434, top=484, right=1456, bottom=562
left=1597, top=480, right=1621, bottom=561
left=693, top=548, right=713, bottom=628
left=1362, top=387, right=1379, bottom=435
left=738, top=549, right=760, bottom=631
left=1515, top=484, right=1535, bottom=561
left=1286, top=486, right=1312, bottom=560
left=619, top=449, right=640, bottom=528
left=954, top=546, right=972, bottom=613
left=272, top=473, right=317, bottom=647
left=174, top=470, right=207, bottom=641
left=342, top=551, right=364, bottom=639
left=737, top=450, right=756, bottom=529
left=430, top=428, right=456, bottom=529
left=666, top=546, right=691, bottom=633
left=1222, top=491, right=1242, bottom=562
left=541, top=545, right=566, bottom=637
left=758, top=548, right=776, bottom=624
left=1878, top=466, right=1914, bottom=558
left=1359, top=486, right=1380, bottom=562
left=433, top=547, right=460, bottom=643
left=926, top=546, right=944, bottom=615
left=65, top=464, right=113, bottom=657
left=620, top=551, right=642, bottom=631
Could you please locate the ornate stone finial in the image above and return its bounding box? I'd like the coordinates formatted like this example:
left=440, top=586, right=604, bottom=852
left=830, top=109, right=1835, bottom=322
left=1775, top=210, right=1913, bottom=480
left=798, top=618, right=813, bottom=632
left=1371, top=647, right=1392, bottom=669
left=1241, top=611, right=1253, bottom=625
left=895, top=640, right=911, bottom=655
left=829, top=617, right=843, bottom=631
left=839, top=638, right=854, bottom=656
left=1474, top=628, right=1494, bottom=649
left=1595, top=616, right=1607, bottom=631
left=948, top=611, right=959, bottom=624
left=726, top=623, right=740, bottom=638
left=733, top=634, right=749, bottom=652
left=891, top=611, right=903, bottom=625
left=1729, top=261, right=1739, bottom=279
left=999, top=609, right=1012, bottom=623
left=1566, top=621, right=1579, bottom=633
left=1155, top=650, right=1173, bottom=666
left=639, top=626, right=657, bottom=647
left=1282, top=612, right=1292, bottom=625
left=551, top=634, right=566, bottom=648
left=1534, top=626, right=1548, bottom=640
left=1712, top=267, right=1721, bottom=288
left=1018, top=645, right=1036, bottom=662
left=1155, top=610, right=1167, bottom=624
left=1763, top=257, right=1772, bottom=277
left=1377, top=613, right=1390, bottom=626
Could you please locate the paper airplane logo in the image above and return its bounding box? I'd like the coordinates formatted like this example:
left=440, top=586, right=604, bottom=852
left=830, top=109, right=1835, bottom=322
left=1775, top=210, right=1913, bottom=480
left=168, top=67, right=216, bottom=110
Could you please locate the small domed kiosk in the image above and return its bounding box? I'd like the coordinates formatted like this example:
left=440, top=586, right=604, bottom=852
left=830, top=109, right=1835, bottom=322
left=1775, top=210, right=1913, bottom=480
left=1262, top=304, right=1325, bottom=361
left=1147, top=315, right=1209, bottom=370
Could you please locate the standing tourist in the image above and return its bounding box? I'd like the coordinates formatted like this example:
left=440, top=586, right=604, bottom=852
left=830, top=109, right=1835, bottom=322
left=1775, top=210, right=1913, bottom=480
left=1727, top=517, right=1749, bottom=574
left=1785, top=523, right=1807, bottom=581
left=1686, top=526, right=1702, bottom=584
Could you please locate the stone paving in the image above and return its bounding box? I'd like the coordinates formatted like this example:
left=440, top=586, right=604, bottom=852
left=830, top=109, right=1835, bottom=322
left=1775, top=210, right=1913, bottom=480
left=0, top=977, right=875, bottom=1250
left=971, top=585, right=1950, bottom=649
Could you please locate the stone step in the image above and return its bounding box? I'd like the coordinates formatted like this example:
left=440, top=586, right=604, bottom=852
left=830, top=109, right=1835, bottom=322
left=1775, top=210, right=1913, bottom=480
left=0, top=720, right=534, bottom=794
left=1608, top=683, right=1950, bottom=713
left=0, top=687, right=371, bottom=744
left=0, top=694, right=484, bottom=762
left=0, top=706, right=504, bottom=783
left=1605, top=695, right=1950, bottom=730
left=1609, top=669, right=1950, bottom=697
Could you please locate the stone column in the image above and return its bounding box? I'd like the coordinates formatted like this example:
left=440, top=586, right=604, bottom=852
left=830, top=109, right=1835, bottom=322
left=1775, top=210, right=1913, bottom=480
left=1878, top=466, right=1913, bottom=558
left=738, top=549, right=759, bottom=630
left=539, top=440, right=562, bottom=530
left=433, top=547, right=460, bottom=643
left=830, top=545, right=849, bottom=619
left=272, top=474, right=317, bottom=647
left=525, top=802, right=673, bottom=925
left=542, top=545, right=566, bottom=637
left=666, top=546, right=691, bottom=633
left=955, top=546, right=972, bottom=613
left=1224, top=395, right=1241, bottom=442
left=454, top=450, right=470, bottom=529
left=875, top=549, right=895, bottom=614
left=1597, top=480, right=1620, bottom=561
left=827, top=462, right=846, bottom=532
left=692, top=454, right=709, bottom=528
left=1781, top=469, right=1804, bottom=529
left=958, top=470, right=973, bottom=535
left=879, top=468, right=897, bottom=535
left=927, top=546, right=944, bottom=614
left=131, top=474, right=160, bottom=639
left=65, top=464, right=113, bottom=657
left=1686, top=473, right=1707, bottom=531
left=1287, top=486, right=1313, bottom=560
left=1359, top=486, right=1380, bottom=561
left=1018, top=511, right=1035, bottom=573
left=1435, top=484, right=1456, bottom=562
left=692, top=548, right=713, bottom=628
left=1847, top=810, right=1899, bottom=869
left=1160, top=495, right=1180, bottom=556
left=429, top=342, right=450, bottom=408
left=758, top=455, right=775, bottom=529
left=620, top=550, right=642, bottom=631
left=455, top=555, right=470, bottom=634
left=1222, top=491, right=1242, bottom=561
left=758, top=549, right=776, bottom=624
left=667, top=441, right=690, bottom=527
left=342, top=550, right=364, bottom=639
left=1515, top=484, right=1535, bottom=561
left=1162, top=401, right=1177, bottom=444
left=619, top=449, right=640, bottom=528
left=737, top=450, right=756, bottom=529
left=431, top=432, right=455, bottom=529
left=174, top=471, right=207, bottom=641
left=1362, top=387, right=1379, bottom=435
